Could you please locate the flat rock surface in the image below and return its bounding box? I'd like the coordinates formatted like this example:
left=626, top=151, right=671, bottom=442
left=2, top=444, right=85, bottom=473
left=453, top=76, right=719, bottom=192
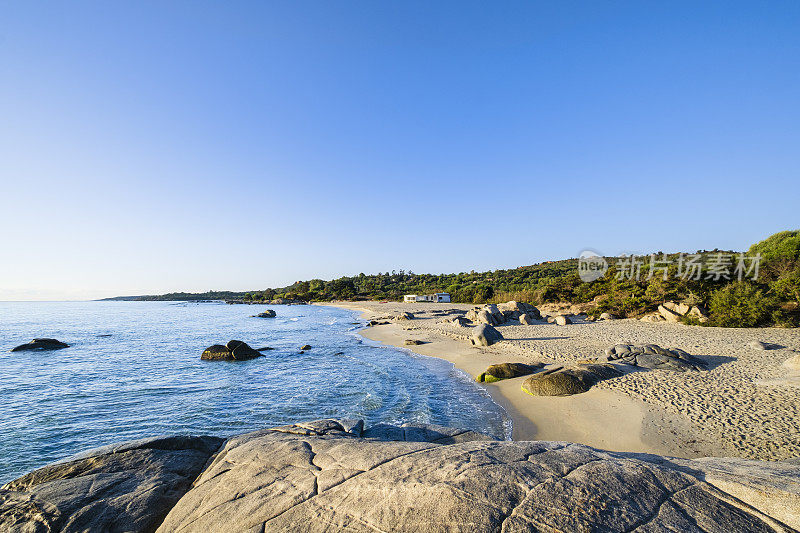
left=0, top=435, right=223, bottom=533
left=157, top=420, right=799, bottom=533
left=3, top=419, right=799, bottom=532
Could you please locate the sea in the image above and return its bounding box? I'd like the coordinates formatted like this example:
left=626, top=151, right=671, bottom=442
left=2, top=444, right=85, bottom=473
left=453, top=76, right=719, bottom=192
left=0, top=301, right=509, bottom=483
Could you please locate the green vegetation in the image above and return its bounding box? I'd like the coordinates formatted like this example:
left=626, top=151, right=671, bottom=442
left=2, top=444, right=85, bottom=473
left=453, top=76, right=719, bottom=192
left=708, top=282, right=771, bottom=328
left=124, top=231, right=800, bottom=328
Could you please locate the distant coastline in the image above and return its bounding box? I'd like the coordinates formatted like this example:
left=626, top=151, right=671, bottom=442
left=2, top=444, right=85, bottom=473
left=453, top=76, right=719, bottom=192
left=100, top=229, right=800, bottom=329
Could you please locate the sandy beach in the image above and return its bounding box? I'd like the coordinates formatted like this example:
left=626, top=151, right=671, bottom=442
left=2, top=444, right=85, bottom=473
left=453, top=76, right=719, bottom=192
left=324, top=301, right=800, bottom=461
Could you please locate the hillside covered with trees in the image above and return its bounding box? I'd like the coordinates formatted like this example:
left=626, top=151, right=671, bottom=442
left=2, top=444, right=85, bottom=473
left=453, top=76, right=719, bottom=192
left=124, top=231, right=800, bottom=328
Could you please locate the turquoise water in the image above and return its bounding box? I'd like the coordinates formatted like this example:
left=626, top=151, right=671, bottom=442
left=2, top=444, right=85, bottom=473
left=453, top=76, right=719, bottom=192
left=0, top=301, right=509, bottom=482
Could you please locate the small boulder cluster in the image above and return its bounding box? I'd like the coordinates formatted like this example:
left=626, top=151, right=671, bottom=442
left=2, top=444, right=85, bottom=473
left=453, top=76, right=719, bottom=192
left=640, top=301, right=709, bottom=323
left=465, top=301, right=541, bottom=326
left=600, top=343, right=706, bottom=371
left=472, top=342, right=708, bottom=397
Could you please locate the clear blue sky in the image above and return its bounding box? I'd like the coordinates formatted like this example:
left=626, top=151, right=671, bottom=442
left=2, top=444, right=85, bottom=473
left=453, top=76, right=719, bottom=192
left=1, top=1, right=798, bottom=300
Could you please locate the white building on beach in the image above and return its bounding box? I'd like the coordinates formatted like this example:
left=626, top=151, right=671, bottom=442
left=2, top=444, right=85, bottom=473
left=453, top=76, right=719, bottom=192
left=404, top=293, right=451, bottom=303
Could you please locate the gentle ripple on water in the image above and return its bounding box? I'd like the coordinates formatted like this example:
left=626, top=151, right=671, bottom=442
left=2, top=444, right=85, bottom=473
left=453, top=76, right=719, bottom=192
left=0, top=301, right=509, bottom=482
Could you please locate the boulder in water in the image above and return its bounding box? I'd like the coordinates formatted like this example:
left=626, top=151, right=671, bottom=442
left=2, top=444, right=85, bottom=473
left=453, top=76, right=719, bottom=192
left=227, top=340, right=263, bottom=360
left=10, top=338, right=69, bottom=352
left=253, top=309, right=276, bottom=318
left=201, top=341, right=263, bottom=361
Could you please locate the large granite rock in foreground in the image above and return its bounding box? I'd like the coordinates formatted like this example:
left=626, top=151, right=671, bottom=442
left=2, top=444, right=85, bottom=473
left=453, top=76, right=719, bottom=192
left=0, top=435, right=223, bottom=532
left=3, top=420, right=799, bottom=532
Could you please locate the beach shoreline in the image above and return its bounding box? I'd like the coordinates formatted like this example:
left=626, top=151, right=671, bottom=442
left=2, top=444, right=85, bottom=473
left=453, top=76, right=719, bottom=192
left=321, top=301, right=800, bottom=461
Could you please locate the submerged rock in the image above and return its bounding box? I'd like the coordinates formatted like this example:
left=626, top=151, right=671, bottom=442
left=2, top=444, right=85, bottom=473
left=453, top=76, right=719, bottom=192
left=201, top=340, right=263, bottom=361
left=10, top=338, right=69, bottom=352
left=476, top=362, right=544, bottom=383
left=2, top=419, right=798, bottom=532
left=522, top=364, right=622, bottom=396
left=469, top=324, right=504, bottom=347
left=299, top=344, right=311, bottom=351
